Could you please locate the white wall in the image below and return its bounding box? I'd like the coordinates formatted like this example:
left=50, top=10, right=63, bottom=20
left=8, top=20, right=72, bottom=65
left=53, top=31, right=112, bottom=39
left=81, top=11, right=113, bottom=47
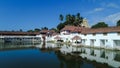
left=80, top=32, right=120, bottom=49
left=47, top=32, right=120, bottom=49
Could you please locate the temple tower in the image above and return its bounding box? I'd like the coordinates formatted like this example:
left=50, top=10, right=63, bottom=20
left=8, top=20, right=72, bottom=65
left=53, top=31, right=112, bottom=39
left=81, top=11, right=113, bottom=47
left=81, top=18, right=90, bottom=28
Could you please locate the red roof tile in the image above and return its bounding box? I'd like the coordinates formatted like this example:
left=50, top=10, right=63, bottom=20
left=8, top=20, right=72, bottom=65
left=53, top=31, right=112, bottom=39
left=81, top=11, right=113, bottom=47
left=40, top=30, right=49, bottom=33
left=61, top=25, right=82, bottom=33
left=40, top=30, right=55, bottom=33
left=54, top=36, right=61, bottom=40
left=81, top=26, right=120, bottom=34
left=72, top=35, right=81, bottom=40
left=0, top=31, right=39, bottom=35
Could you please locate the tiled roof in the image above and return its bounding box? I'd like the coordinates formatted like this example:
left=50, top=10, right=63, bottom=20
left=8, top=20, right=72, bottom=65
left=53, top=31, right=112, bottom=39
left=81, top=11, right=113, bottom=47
left=54, top=36, right=61, bottom=40
left=40, top=30, right=49, bottom=33
left=52, top=33, right=59, bottom=36
left=72, top=35, right=81, bottom=40
left=61, top=25, right=82, bottom=33
left=40, top=30, right=55, bottom=33
left=71, top=27, right=82, bottom=33
left=61, top=25, right=75, bottom=31
left=0, top=31, right=39, bottom=35
left=81, top=26, right=120, bottom=34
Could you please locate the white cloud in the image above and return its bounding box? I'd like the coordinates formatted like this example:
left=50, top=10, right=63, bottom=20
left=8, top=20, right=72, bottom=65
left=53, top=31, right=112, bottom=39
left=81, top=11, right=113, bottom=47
left=88, top=12, right=120, bottom=26
left=107, top=3, right=119, bottom=9
left=94, top=8, right=104, bottom=12
left=87, top=3, right=119, bottom=14
left=103, top=12, right=120, bottom=25
left=88, top=7, right=104, bottom=14
left=101, top=2, right=119, bottom=9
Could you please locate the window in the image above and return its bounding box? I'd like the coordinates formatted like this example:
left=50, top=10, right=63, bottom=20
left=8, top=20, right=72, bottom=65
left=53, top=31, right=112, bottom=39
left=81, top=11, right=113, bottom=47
left=106, top=40, right=108, bottom=42
left=100, top=39, right=105, bottom=46
left=113, top=40, right=120, bottom=46
left=117, top=32, right=120, bottom=35
left=82, top=39, right=86, bottom=44
left=90, top=39, right=95, bottom=46
left=103, top=33, right=107, bottom=36
left=93, top=33, right=96, bottom=36
left=84, top=34, right=87, bottom=36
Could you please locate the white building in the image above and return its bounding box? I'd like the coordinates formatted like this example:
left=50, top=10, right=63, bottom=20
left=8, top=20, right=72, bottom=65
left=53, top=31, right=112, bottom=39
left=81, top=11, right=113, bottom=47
left=81, top=26, right=120, bottom=50
left=50, top=25, right=120, bottom=50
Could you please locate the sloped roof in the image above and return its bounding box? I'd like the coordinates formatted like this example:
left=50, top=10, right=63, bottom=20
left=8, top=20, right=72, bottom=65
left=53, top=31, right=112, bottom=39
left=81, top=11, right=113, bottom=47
left=52, top=33, right=59, bottom=36
left=61, top=25, right=75, bottom=31
left=71, top=27, right=82, bottom=33
left=81, top=26, right=120, bottom=34
left=61, top=25, right=82, bottom=33
left=40, top=30, right=55, bottom=33
left=72, top=35, right=81, bottom=40
left=54, top=36, right=62, bottom=40
left=40, top=30, right=49, bottom=33
left=0, top=31, right=39, bottom=35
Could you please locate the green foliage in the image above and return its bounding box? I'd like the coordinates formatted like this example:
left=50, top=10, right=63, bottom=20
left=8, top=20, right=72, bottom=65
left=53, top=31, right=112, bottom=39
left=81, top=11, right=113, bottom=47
left=117, top=20, right=120, bottom=26
left=34, top=28, right=40, bottom=32
left=57, top=13, right=84, bottom=31
left=57, top=23, right=65, bottom=31
left=59, top=14, right=64, bottom=21
left=27, top=27, right=49, bottom=32
left=27, top=30, right=34, bottom=32
left=19, top=29, right=23, bottom=32
left=91, top=22, right=108, bottom=28
left=50, top=28, right=58, bottom=32
left=41, top=27, right=48, bottom=30
left=27, top=28, right=40, bottom=32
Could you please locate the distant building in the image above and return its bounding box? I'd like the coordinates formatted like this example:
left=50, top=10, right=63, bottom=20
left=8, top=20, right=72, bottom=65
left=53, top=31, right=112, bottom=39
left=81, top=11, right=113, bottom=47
left=0, top=31, right=39, bottom=36
left=39, top=29, right=58, bottom=42
left=0, top=31, right=41, bottom=43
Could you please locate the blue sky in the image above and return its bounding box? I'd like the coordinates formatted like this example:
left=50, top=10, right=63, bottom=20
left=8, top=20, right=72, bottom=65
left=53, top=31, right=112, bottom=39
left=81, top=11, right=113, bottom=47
left=0, top=0, right=120, bottom=31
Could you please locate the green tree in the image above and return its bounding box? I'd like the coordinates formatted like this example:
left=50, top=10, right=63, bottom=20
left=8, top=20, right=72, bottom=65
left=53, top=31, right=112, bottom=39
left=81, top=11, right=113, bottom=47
left=57, top=13, right=84, bottom=31
left=19, top=29, right=23, bottom=32
left=50, top=28, right=58, bottom=32
left=41, top=27, right=48, bottom=30
left=59, top=14, right=64, bottom=22
left=117, top=20, right=120, bottom=26
left=71, top=15, right=76, bottom=23
left=91, top=22, right=108, bottom=28
left=74, top=13, right=83, bottom=26
left=27, top=30, right=33, bottom=32
left=57, top=23, right=65, bottom=32
left=77, top=13, right=80, bottom=19
left=64, top=14, right=71, bottom=25
left=34, top=28, right=40, bottom=32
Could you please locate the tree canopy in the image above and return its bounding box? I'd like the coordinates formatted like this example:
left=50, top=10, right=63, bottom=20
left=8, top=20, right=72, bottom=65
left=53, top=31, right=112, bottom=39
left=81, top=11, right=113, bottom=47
left=41, top=27, right=48, bottom=30
left=34, top=28, right=41, bottom=32
left=91, top=22, right=108, bottom=28
left=57, top=13, right=84, bottom=31
left=27, top=27, right=48, bottom=32
left=117, top=20, right=120, bottom=26
left=59, top=14, right=64, bottom=22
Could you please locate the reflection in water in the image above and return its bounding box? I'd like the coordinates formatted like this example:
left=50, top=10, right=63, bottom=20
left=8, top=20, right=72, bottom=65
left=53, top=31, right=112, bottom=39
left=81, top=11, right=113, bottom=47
left=0, top=42, right=41, bottom=51
left=114, top=52, right=120, bottom=61
left=100, top=50, right=105, bottom=58
left=59, top=45, right=120, bottom=68
left=0, top=42, right=120, bottom=68
left=36, top=43, right=120, bottom=68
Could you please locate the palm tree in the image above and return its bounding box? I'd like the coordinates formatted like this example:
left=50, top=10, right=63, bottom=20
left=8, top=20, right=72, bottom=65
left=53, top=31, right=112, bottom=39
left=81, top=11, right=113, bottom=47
left=59, top=14, right=64, bottom=22
left=117, top=20, right=120, bottom=26
left=75, top=13, right=83, bottom=26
